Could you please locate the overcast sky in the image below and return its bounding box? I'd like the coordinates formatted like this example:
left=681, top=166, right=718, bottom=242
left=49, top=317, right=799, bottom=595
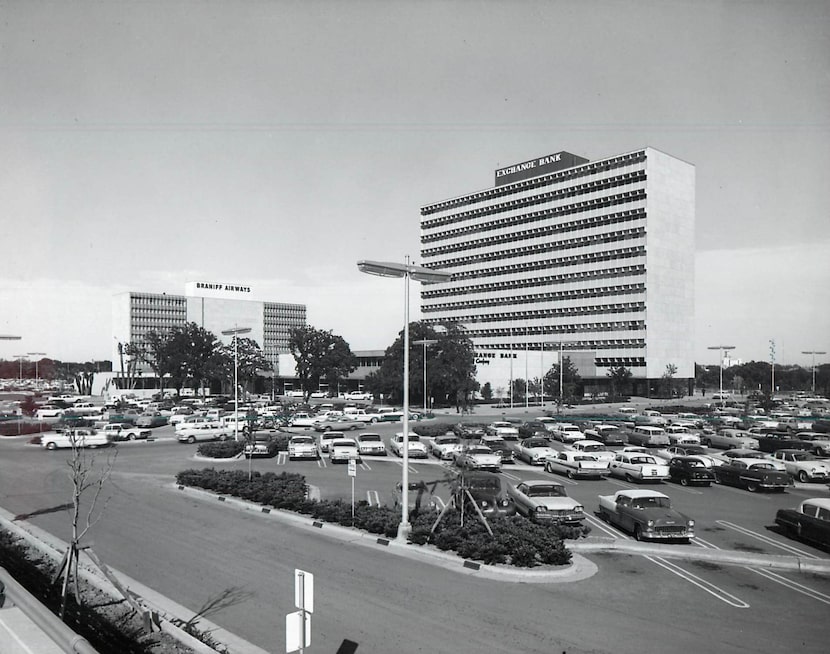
left=1, top=0, right=828, bottom=368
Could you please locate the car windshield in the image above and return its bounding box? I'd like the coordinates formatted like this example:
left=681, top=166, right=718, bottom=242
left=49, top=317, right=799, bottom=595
left=467, top=477, right=500, bottom=490
left=468, top=447, right=491, bottom=455
left=750, top=463, right=775, bottom=470
left=685, top=460, right=704, bottom=468
left=574, top=455, right=596, bottom=462
left=792, top=453, right=814, bottom=461
left=437, top=437, right=460, bottom=444
left=526, top=439, right=548, bottom=447
left=526, top=485, right=565, bottom=497
left=292, top=437, right=313, bottom=444
left=582, top=444, right=602, bottom=451
left=631, top=456, right=657, bottom=465
left=631, top=496, right=670, bottom=509
left=360, top=435, right=381, bottom=442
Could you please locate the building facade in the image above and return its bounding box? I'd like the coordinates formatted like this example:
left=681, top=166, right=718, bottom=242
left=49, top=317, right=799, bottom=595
left=419, top=147, right=695, bottom=397
left=112, top=282, right=306, bottom=378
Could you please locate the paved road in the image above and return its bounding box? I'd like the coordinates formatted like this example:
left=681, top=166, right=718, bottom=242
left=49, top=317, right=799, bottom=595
left=1, top=420, right=829, bottom=653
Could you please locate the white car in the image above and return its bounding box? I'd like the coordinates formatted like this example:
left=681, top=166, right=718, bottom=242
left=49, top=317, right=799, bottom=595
left=609, top=452, right=670, bottom=482
left=319, top=431, right=346, bottom=453
left=568, top=440, right=616, bottom=464
left=710, top=449, right=786, bottom=471
left=356, top=432, right=387, bottom=456
left=544, top=451, right=608, bottom=479
left=514, top=437, right=557, bottom=465
left=41, top=429, right=112, bottom=450
left=389, top=433, right=429, bottom=459
left=429, top=435, right=463, bottom=460
left=702, top=429, right=759, bottom=450
left=35, top=406, right=65, bottom=419
left=552, top=423, right=586, bottom=443
left=665, top=425, right=701, bottom=445
left=344, top=391, right=372, bottom=401
left=329, top=438, right=361, bottom=463
left=770, top=450, right=830, bottom=483
left=175, top=415, right=220, bottom=432
left=176, top=424, right=231, bottom=443
left=486, top=421, right=520, bottom=440
left=288, top=435, right=319, bottom=460
left=654, top=445, right=718, bottom=468
left=454, top=444, right=502, bottom=471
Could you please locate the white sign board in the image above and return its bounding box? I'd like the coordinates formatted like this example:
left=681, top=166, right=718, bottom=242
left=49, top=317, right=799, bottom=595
left=294, top=569, right=314, bottom=613
left=285, top=610, right=311, bottom=652
left=348, top=459, right=356, bottom=477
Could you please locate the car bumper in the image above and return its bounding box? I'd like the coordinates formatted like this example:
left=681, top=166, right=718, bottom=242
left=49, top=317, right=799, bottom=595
left=290, top=450, right=318, bottom=459
left=359, top=448, right=387, bottom=456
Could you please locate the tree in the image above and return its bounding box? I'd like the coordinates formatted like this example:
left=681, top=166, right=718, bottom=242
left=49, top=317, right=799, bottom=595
left=511, top=378, right=527, bottom=403
left=606, top=366, right=632, bottom=400
left=365, top=321, right=477, bottom=408
left=157, top=322, right=223, bottom=396
left=661, top=363, right=678, bottom=398
left=480, top=382, right=493, bottom=402
left=544, top=356, right=582, bottom=406
left=289, top=326, right=357, bottom=401
left=142, top=330, right=179, bottom=395
left=218, top=337, right=272, bottom=396
left=116, top=342, right=142, bottom=391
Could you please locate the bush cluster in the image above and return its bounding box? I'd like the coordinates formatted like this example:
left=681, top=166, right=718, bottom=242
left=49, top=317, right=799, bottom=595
left=0, top=422, right=48, bottom=436
left=196, top=441, right=244, bottom=458
left=412, top=422, right=454, bottom=438
left=177, top=468, right=576, bottom=567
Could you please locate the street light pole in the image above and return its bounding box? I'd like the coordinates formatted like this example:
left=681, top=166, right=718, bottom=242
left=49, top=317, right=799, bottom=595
left=802, top=350, right=826, bottom=395
left=707, top=345, right=735, bottom=407
left=221, top=327, right=252, bottom=442
left=413, top=339, right=437, bottom=417
left=27, top=352, right=46, bottom=387
left=14, top=355, right=27, bottom=383
left=358, top=258, right=451, bottom=542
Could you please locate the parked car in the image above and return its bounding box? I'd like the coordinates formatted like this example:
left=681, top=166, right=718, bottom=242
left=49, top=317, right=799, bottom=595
left=329, top=438, right=361, bottom=463
left=711, top=449, right=786, bottom=471
left=701, top=429, right=759, bottom=450
left=479, top=435, right=515, bottom=463
left=429, top=435, right=463, bottom=460
left=515, top=437, right=556, bottom=466
left=583, top=424, right=626, bottom=446
left=485, top=421, right=520, bottom=440
left=713, top=459, right=791, bottom=492
left=568, top=440, right=616, bottom=464
left=343, top=391, right=372, bottom=401
left=770, top=450, right=830, bottom=483
left=598, top=489, right=695, bottom=542
left=100, top=423, right=151, bottom=441
left=176, top=424, right=231, bottom=444
left=319, top=430, right=346, bottom=453
left=288, top=435, right=319, bottom=460
left=668, top=456, right=716, bottom=486
left=389, top=433, right=429, bottom=459
left=775, top=498, right=830, bottom=549
left=626, top=425, right=671, bottom=448
left=654, top=445, right=717, bottom=467
left=792, top=432, right=830, bottom=456
left=456, top=472, right=516, bottom=517
left=518, top=420, right=553, bottom=439
left=288, top=412, right=323, bottom=428
left=754, top=432, right=814, bottom=454
left=135, top=412, right=168, bottom=428
left=551, top=423, right=585, bottom=443
left=41, top=429, right=112, bottom=450
left=608, top=452, right=670, bottom=482
left=452, top=422, right=488, bottom=440
left=544, top=451, right=608, bottom=479
left=664, top=425, right=701, bottom=446
left=35, top=405, right=65, bottom=419
left=454, top=444, right=502, bottom=472
left=507, top=480, right=585, bottom=525
left=313, top=416, right=364, bottom=432
left=355, top=432, right=387, bottom=457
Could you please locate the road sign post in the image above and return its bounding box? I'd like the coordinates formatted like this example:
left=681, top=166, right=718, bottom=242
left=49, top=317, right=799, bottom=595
left=348, top=459, right=356, bottom=525
left=286, top=569, right=313, bottom=653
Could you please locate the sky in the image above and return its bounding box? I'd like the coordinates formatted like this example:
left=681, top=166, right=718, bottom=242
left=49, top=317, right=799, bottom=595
left=1, top=0, right=828, bottom=369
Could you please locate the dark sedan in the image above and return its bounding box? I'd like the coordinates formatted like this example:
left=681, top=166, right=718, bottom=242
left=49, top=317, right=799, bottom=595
left=713, top=459, right=791, bottom=492
left=668, top=457, right=715, bottom=486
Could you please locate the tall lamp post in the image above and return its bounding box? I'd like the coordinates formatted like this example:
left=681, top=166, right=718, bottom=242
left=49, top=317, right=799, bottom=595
left=707, top=345, right=735, bottom=407
left=222, top=327, right=252, bottom=442
left=27, top=352, right=46, bottom=387
left=802, top=350, right=826, bottom=395
left=412, top=339, right=438, bottom=417
left=358, top=258, right=451, bottom=542
left=13, top=355, right=28, bottom=383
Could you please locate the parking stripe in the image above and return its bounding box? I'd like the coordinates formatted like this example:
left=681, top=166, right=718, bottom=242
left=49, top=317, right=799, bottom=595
left=715, top=520, right=820, bottom=559
left=646, top=556, right=750, bottom=608
left=750, top=568, right=830, bottom=605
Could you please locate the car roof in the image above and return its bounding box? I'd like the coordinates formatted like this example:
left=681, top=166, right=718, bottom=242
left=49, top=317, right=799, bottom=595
left=616, top=489, right=669, bottom=499
left=801, top=498, right=830, bottom=511
left=576, top=440, right=604, bottom=447
left=522, top=479, right=564, bottom=488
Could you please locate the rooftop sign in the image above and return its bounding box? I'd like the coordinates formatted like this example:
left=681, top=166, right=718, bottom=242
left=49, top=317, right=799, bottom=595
left=495, top=151, right=589, bottom=186
left=185, top=281, right=253, bottom=298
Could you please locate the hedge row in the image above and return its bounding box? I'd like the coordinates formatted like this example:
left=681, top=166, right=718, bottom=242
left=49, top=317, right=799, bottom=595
left=176, top=468, right=576, bottom=567
left=412, top=422, right=454, bottom=438
left=1, top=422, right=47, bottom=436
left=196, top=434, right=292, bottom=458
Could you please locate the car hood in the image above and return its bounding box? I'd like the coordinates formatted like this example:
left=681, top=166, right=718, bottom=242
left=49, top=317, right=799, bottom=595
left=533, top=498, right=582, bottom=511
left=640, top=508, right=688, bottom=523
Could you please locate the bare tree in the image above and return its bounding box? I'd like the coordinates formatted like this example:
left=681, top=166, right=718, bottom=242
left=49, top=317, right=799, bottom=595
left=52, top=438, right=118, bottom=618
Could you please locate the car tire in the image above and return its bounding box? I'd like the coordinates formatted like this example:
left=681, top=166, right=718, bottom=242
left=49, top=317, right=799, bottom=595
left=680, top=477, right=689, bottom=486
left=633, top=525, right=643, bottom=541
left=567, top=470, right=575, bottom=480
left=746, top=482, right=759, bottom=493
left=625, top=473, right=635, bottom=483
left=370, top=418, right=378, bottom=424
left=187, top=436, right=196, bottom=444
left=798, top=470, right=809, bottom=483
left=128, top=433, right=136, bottom=441
left=46, top=442, right=57, bottom=450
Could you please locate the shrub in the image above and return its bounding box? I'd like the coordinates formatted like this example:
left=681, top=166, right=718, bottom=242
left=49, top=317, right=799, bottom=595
left=412, top=422, right=454, bottom=438
left=197, top=441, right=244, bottom=458
left=0, top=422, right=49, bottom=436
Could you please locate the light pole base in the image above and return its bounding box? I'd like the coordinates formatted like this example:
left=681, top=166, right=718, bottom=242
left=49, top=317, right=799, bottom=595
left=396, top=521, right=411, bottom=543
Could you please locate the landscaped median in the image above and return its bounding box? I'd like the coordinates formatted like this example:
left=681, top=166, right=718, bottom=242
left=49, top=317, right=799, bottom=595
left=176, top=468, right=589, bottom=568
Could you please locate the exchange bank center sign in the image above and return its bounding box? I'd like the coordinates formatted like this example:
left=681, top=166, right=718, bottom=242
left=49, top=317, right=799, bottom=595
left=494, top=151, right=589, bottom=186
left=185, top=281, right=254, bottom=300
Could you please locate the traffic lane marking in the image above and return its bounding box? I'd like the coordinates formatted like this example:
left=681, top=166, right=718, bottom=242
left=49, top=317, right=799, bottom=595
left=366, top=490, right=380, bottom=506
left=584, top=514, right=750, bottom=608
left=715, top=520, right=822, bottom=559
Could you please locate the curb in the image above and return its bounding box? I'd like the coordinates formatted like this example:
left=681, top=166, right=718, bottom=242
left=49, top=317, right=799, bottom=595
left=173, top=483, right=598, bottom=583
left=569, top=537, right=830, bottom=575
left=0, top=506, right=269, bottom=654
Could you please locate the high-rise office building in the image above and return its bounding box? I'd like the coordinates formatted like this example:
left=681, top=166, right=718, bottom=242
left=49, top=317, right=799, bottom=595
left=419, top=147, right=695, bottom=396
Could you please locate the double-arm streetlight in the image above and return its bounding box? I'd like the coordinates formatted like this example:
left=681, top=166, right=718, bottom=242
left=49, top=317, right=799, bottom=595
left=13, top=355, right=28, bottom=383
left=707, top=345, right=735, bottom=407
left=358, top=258, right=451, bottom=542
left=222, top=327, right=252, bottom=441
left=802, top=350, right=826, bottom=395
left=412, top=339, right=438, bottom=417
left=27, top=352, right=46, bottom=386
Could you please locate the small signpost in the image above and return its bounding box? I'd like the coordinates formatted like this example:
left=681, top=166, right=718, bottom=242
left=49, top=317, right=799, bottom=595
left=286, top=569, right=313, bottom=653
left=348, top=458, right=356, bottom=524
